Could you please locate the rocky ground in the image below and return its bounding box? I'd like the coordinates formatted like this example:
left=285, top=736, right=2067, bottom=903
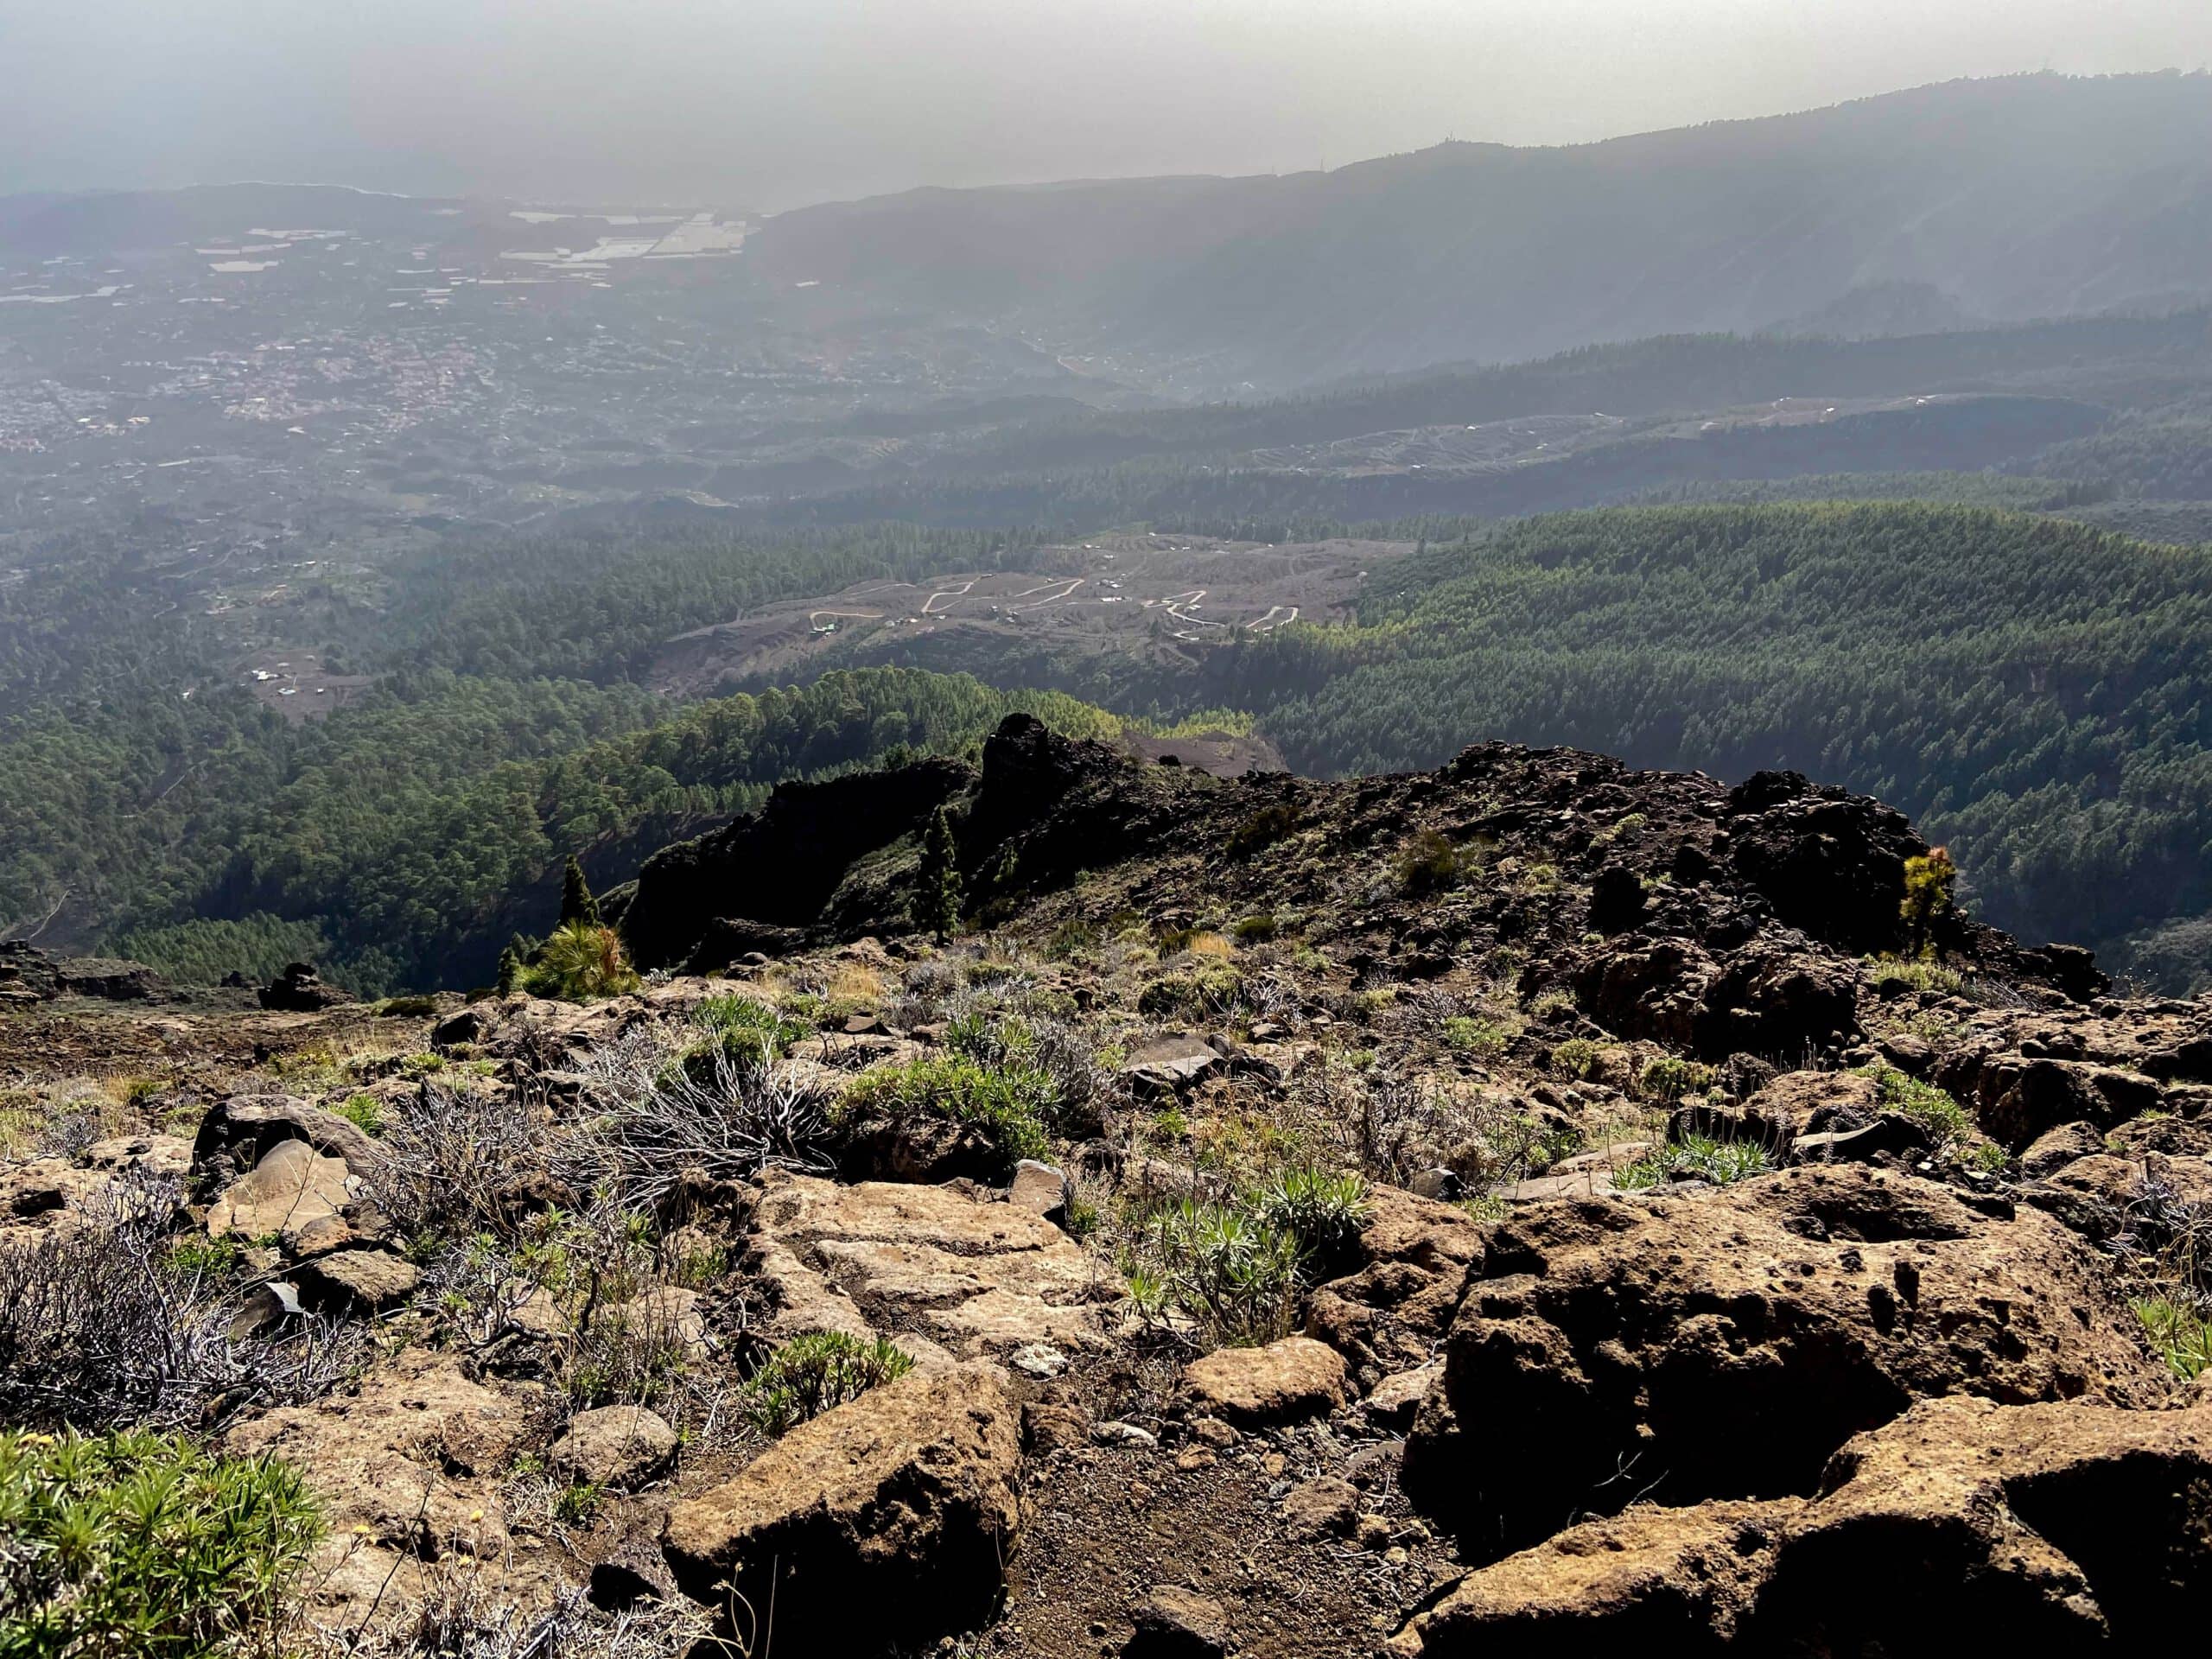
left=4, top=715, right=2211, bottom=1656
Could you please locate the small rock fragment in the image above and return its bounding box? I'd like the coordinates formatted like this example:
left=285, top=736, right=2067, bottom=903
left=1127, top=1585, right=1230, bottom=1657
left=1183, top=1336, right=1349, bottom=1427
left=550, top=1406, right=677, bottom=1489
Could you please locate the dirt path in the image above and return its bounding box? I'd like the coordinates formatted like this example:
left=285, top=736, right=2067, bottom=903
left=922, top=578, right=980, bottom=614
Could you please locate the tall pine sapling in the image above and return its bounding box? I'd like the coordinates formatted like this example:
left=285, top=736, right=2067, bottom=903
left=917, top=806, right=963, bottom=944
left=560, top=855, right=601, bottom=928
left=1899, top=845, right=1958, bottom=959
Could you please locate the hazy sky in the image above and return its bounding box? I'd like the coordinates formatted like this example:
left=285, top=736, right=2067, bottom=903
left=4, top=0, right=2209, bottom=209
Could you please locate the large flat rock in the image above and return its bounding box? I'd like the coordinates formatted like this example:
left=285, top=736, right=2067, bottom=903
left=663, top=1362, right=1021, bottom=1649
left=740, top=1168, right=1105, bottom=1361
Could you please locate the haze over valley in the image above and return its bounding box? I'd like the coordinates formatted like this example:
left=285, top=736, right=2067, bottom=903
left=16, top=6, right=2212, bottom=1656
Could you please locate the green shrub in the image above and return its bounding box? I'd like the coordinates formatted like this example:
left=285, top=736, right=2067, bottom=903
left=1254, top=1166, right=1370, bottom=1274
left=334, top=1092, right=385, bottom=1135
left=1126, top=1168, right=1370, bottom=1347
left=691, top=995, right=810, bottom=1065
left=0, top=1428, right=321, bottom=1659
left=1396, top=830, right=1470, bottom=897
left=1637, top=1054, right=1715, bottom=1103
left=1137, top=963, right=1244, bottom=1022
left=1866, top=956, right=1965, bottom=996
left=942, top=1008, right=1033, bottom=1068
left=1963, top=1140, right=2011, bottom=1177
left=1127, top=1200, right=1305, bottom=1348
left=1230, top=912, right=1281, bottom=944
left=1441, top=1016, right=1510, bottom=1058
left=1616, top=1132, right=1773, bottom=1190
left=376, top=995, right=442, bottom=1019
left=1592, top=811, right=1648, bottom=846
left=2133, top=1296, right=2212, bottom=1381
left=836, top=1057, right=1052, bottom=1175
left=1224, top=802, right=1300, bottom=861
left=164, top=1236, right=240, bottom=1281
left=743, top=1332, right=915, bottom=1435
left=522, top=923, right=639, bottom=1001
left=553, top=1481, right=603, bottom=1528
left=1549, top=1037, right=1603, bottom=1080
left=1855, top=1063, right=1972, bottom=1145
left=1046, top=918, right=1098, bottom=959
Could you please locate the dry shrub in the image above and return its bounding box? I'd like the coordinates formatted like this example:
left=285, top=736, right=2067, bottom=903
left=559, top=1022, right=835, bottom=1212
left=367, top=1084, right=556, bottom=1244
left=0, top=1171, right=360, bottom=1430
left=335, top=1560, right=711, bottom=1659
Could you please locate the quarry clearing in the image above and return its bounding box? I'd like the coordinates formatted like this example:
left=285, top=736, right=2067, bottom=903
left=647, top=531, right=1412, bottom=696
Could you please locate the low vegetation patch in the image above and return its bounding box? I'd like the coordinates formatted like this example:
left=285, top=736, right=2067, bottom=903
left=1440, top=1016, right=1510, bottom=1059
left=1396, top=830, right=1472, bottom=897
left=1615, top=1132, right=1773, bottom=1191
left=1124, top=1167, right=1370, bottom=1347
left=1855, top=1062, right=1973, bottom=1145
left=1224, top=802, right=1301, bottom=861
left=1136, top=962, right=1245, bottom=1023
left=2133, top=1296, right=2212, bottom=1382
left=836, top=1056, right=1052, bottom=1175
left=0, top=1428, right=321, bottom=1659
left=1637, top=1053, right=1716, bottom=1103
left=741, top=1332, right=916, bottom=1435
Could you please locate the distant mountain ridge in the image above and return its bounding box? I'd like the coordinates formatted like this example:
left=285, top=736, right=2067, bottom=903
left=745, top=72, right=2212, bottom=390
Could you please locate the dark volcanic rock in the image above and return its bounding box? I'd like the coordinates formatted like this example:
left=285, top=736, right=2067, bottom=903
left=0, top=940, right=165, bottom=1002
left=1401, top=1165, right=2163, bottom=1553
left=623, top=756, right=971, bottom=969
left=257, top=961, right=349, bottom=1011
left=1395, top=1400, right=2212, bottom=1655
left=1722, top=771, right=1926, bottom=957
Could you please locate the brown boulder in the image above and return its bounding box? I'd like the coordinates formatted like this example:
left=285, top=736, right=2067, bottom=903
left=1182, top=1336, right=1348, bottom=1427
left=191, top=1093, right=381, bottom=1186
left=1402, top=1166, right=2164, bottom=1549
left=1279, top=1474, right=1362, bottom=1540
left=1753, top=1398, right=2212, bottom=1648
left=550, top=1406, right=677, bottom=1489
left=1307, top=1185, right=1484, bottom=1387
left=293, top=1248, right=422, bottom=1313
left=2020, top=1120, right=2107, bottom=1178
left=207, top=1138, right=353, bottom=1241
left=1396, top=1400, right=2212, bottom=1654
left=225, top=1348, right=545, bottom=1630
left=739, top=1170, right=1103, bottom=1359
left=1734, top=1068, right=1879, bottom=1137
left=2108, top=1114, right=2212, bottom=1158
left=1127, top=1585, right=1231, bottom=1656
left=1942, top=1052, right=2162, bottom=1150
left=662, top=1363, right=1021, bottom=1649
left=1390, top=1497, right=1792, bottom=1656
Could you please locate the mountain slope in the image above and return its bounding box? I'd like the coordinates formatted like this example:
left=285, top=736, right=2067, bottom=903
left=747, top=73, right=2212, bottom=388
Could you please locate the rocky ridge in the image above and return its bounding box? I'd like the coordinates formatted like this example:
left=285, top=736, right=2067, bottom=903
left=3, top=715, right=2211, bottom=1656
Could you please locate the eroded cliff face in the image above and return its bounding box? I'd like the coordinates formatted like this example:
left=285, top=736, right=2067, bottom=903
left=7, top=715, right=2209, bottom=1658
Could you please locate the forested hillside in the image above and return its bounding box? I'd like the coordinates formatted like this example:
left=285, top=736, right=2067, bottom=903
left=97, top=669, right=1114, bottom=993
left=10, top=289, right=2212, bottom=998
left=1208, top=504, right=2212, bottom=983
left=0, top=520, right=1054, bottom=988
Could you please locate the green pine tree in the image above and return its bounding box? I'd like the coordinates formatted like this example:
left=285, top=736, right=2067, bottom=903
left=559, top=855, right=601, bottom=928
left=917, top=806, right=962, bottom=944
left=496, top=944, right=524, bottom=996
